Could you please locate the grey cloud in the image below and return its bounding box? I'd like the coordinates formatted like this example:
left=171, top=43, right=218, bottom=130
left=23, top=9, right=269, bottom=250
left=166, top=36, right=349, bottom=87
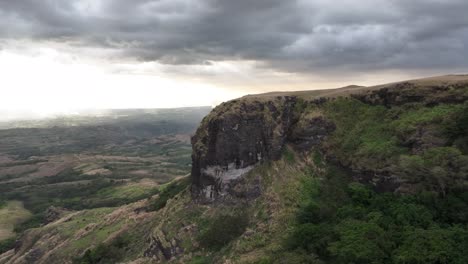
left=0, top=0, right=467, bottom=74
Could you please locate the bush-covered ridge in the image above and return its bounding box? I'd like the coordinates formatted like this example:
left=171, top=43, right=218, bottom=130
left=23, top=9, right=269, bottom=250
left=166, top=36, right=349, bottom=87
left=323, top=97, right=468, bottom=194
left=269, top=90, right=468, bottom=263
left=286, top=162, right=468, bottom=264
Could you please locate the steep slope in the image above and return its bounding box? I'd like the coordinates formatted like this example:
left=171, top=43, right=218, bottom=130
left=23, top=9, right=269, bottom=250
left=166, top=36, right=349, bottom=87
left=2, top=74, right=468, bottom=263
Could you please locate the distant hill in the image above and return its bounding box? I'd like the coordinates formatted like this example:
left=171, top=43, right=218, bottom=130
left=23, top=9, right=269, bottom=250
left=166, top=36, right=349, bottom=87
left=0, top=107, right=212, bottom=129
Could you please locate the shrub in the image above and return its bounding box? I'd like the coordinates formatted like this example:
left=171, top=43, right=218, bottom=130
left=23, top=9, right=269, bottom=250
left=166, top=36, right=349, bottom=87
left=396, top=147, right=468, bottom=195
left=198, top=213, right=249, bottom=251
left=393, top=227, right=466, bottom=264
left=348, top=183, right=373, bottom=205
left=283, top=148, right=295, bottom=163
left=147, top=177, right=189, bottom=212
left=73, top=234, right=131, bottom=264
left=329, top=219, right=391, bottom=264
left=190, top=256, right=212, bottom=264
left=287, top=223, right=334, bottom=257
left=0, top=237, right=16, bottom=254
left=14, top=213, right=44, bottom=233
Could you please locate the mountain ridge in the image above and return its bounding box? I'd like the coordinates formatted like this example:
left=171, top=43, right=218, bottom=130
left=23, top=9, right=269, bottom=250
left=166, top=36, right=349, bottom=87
left=190, top=74, right=468, bottom=202
left=242, top=74, right=468, bottom=100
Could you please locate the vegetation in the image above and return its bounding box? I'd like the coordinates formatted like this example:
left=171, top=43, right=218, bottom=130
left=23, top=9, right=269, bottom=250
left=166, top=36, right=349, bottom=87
left=0, top=237, right=16, bottom=254
left=13, top=213, right=44, bottom=234
left=396, top=147, right=468, bottom=195
left=198, top=213, right=249, bottom=251
left=73, top=234, right=131, bottom=264
left=147, top=177, right=190, bottom=211
left=287, top=164, right=468, bottom=264
left=280, top=98, right=468, bottom=263
left=447, top=103, right=468, bottom=153
left=190, top=256, right=212, bottom=264
left=283, top=148, right=296, bottom=163
left=324, top=98, right=406, bottom=170
left=324, top=98, right=468, bottom=190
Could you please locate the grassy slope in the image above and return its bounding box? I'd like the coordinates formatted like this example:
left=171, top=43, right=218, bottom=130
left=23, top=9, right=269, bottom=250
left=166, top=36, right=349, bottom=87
left=1, top=200, right=156, bottom=264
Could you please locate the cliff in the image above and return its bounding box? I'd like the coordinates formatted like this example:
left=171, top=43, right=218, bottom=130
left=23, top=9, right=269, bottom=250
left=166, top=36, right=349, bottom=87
left=191, top=74, right=468, bottom=201
left=190, top=95, right=337, bottom=201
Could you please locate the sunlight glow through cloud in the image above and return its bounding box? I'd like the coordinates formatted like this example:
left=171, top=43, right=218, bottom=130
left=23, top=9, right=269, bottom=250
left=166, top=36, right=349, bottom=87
left=0, top=46, right=243, bottom=120
left=0, top=35, right=458, bottom=122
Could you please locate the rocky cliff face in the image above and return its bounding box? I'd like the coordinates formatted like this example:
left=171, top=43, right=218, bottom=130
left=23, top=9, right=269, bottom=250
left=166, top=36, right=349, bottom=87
left=352, top=80, right=468, bottom=106
left=190, top=96, right=336, bottom=202
left=191, top=96, right=296, bottom=201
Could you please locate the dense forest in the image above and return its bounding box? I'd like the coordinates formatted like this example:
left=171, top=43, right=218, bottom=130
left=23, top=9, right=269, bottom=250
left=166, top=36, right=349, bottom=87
left=283, top=98, right=468, bottom=263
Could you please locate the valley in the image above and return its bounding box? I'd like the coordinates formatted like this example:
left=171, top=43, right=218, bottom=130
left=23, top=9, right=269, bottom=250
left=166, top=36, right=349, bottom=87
left=0, top=107, right=211, bottom=250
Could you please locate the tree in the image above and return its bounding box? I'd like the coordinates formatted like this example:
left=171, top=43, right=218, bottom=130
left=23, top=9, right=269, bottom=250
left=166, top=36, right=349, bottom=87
left=329, top=219, right=391, bottom=264
left=394, top=227, right=460, bottom=264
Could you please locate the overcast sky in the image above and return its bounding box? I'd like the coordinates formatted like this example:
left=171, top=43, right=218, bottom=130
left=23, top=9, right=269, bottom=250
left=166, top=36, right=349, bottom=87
left=1, top=0, right=467, bottom=117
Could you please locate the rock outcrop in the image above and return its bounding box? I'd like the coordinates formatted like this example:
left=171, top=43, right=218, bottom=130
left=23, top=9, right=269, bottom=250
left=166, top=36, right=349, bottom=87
left=352, top=80, right=468, bottom=106
left=190, top=96, right=298, bottom=201
left=144, top=230, right=184, bottom=261
left=43, top=206, right=71, bottom=224
left=190, top=96, right=336, bottom=202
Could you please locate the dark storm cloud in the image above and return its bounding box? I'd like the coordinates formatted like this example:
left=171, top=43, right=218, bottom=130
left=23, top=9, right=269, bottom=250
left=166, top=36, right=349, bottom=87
left=1, top=0, right=467, bottom=73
